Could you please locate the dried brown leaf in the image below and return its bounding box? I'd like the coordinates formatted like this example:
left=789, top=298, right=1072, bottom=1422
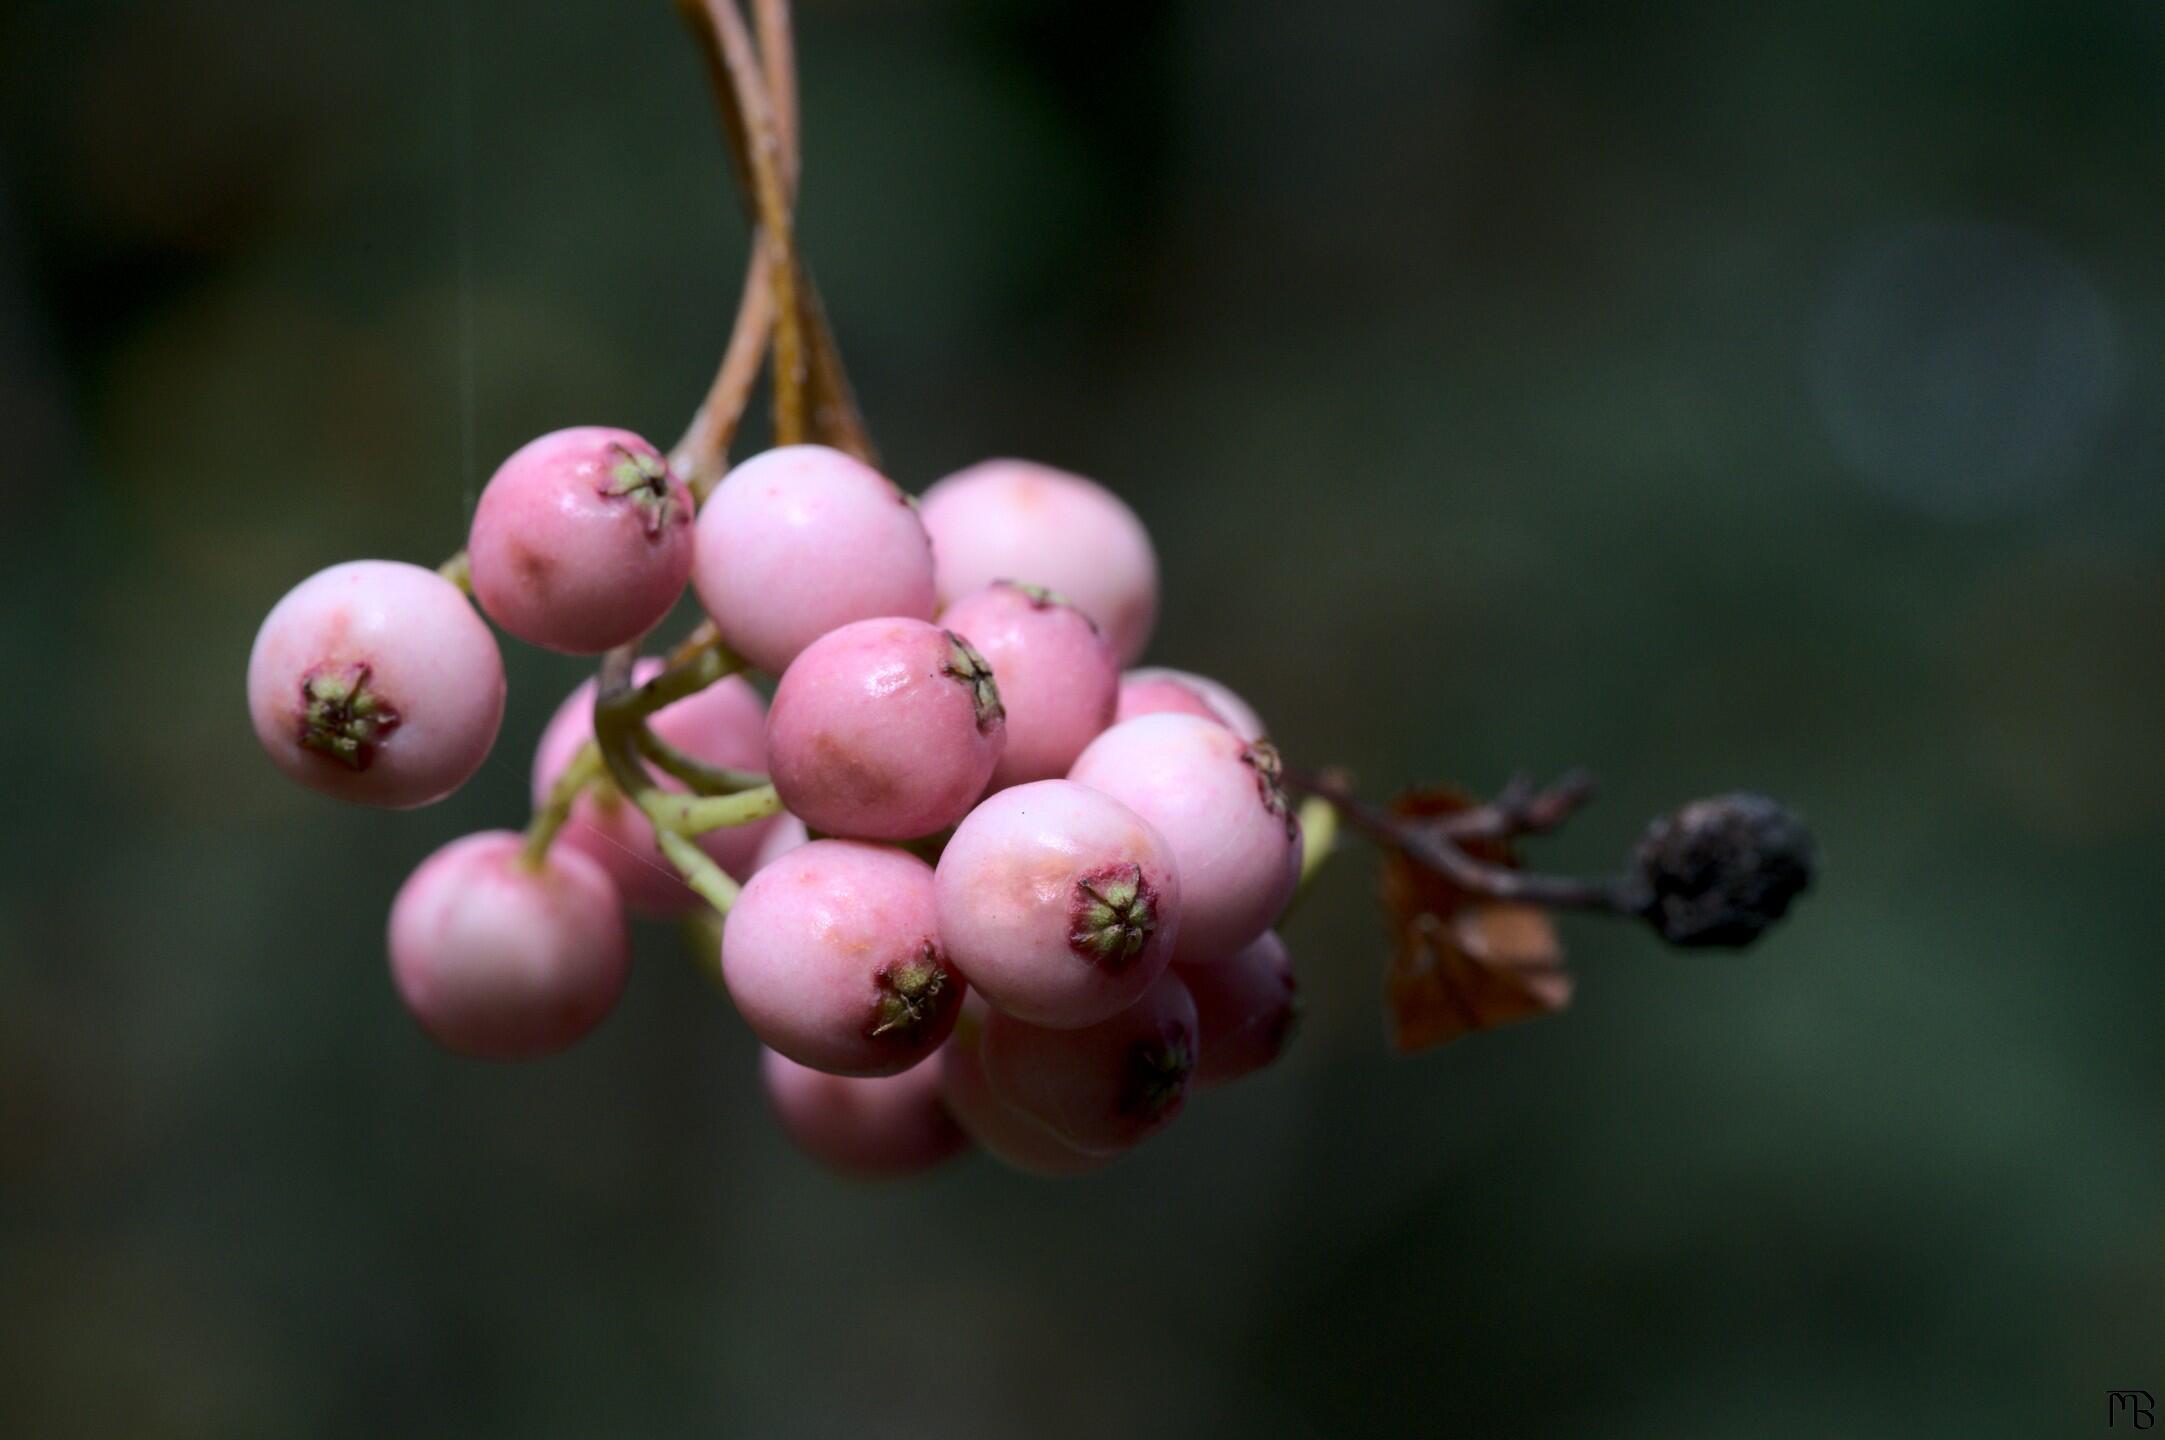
left=1381, top=786, right=1572, bottom=1053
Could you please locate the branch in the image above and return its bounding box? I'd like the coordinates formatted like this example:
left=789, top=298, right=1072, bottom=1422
left=694, top=0, right=806, bottom=445
left=1285, top=766, right=1817, bottom=947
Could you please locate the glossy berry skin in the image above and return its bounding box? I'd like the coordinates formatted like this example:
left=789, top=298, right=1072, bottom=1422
left=939, top=581, right=1119, bottom=789
left=760, top=1048, right=967, bottom=1179
left=1115, top=667, right=1265, bottom=742
left=387, top=830, right=629, bottom=1060
left=248, top=559, right=505, bottom=808
left=1067, top=714, right=1301, bottom=965
left=1183, top=931, right=1298, bottom=1087
left=529, top=662, right=776, bottom=914
left=981, top=968, right=1198, bottom=1155
left=767, top=618, right=1006, bottom=841
left=934, top=780, right=1180, bottom=1029
left=721, top=840, right=962, bottom=1076
left=468, top=427, right=694, bottom=654
left=919, top=459, right=1159, bottom=665
left=938, top=997, right=1109, bottom=1177
left=692, top=445, right=936, bottom=674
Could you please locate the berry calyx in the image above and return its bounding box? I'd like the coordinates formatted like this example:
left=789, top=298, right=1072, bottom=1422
left=603, top=442, right=683, bottom=536
left=1068, top=863, right=1158, bottom=970
left=297, top=662, right=401, bottom=771
left=1243, top=738, right=1297, bottom=837
left=1116, top=1025, right=1195, bottom=1122
left=942, top=630, right=1005, bottom=731
left=870, top=944, right=952, bottom=1041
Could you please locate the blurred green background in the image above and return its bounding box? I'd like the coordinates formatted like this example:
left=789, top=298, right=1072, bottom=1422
left=2, top=1, right=2157, bottom=1434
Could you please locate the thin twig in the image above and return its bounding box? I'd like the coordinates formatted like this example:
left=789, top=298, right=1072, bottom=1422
left=1434, top=770, right=1597, bottom=842
left=696, top=0, right=807, bottom=444
left=1284, top=765, right=1644, bottom=918
left=753, top=0, right=798, bottom=191
left=672, top=241, right=777, bottom=494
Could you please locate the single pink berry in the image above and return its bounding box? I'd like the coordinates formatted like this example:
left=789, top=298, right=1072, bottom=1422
left=468, top=427, right=695, bottom=654
left=720, top=839, right=962, bottom=1075
left=937, top=997, right=1109, bottom=1177
left=1115, top=667, right=1266, bottom=742
left=247, top=559, right=505, bottom=808
left=919, top=459, right=1159, bottom=665
left=529, top=661, right=776, bottom=914
left=1067, top=714, right=1301, bottom=965
left=939, top=581, right=1119, bottom=788
left=760, top=1048, right=967, bottom=1179
left=1183, top=931, right=1299, bottom=1087
left=981, top=968, right=1198, bottom=1154
left=746, top=811, right=810, bottom=877
left=691, top=445, right=936, bottom=674
left=934, top=780, right=1180, bottom=1029
left=766, top=617, right=1006, bottom=841
left=387, top=830, right=629, bottom=1059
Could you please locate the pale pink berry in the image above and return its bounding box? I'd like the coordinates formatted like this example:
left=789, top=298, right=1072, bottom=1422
left=387, top=830, right=629, bottom=1059
left=468, top=427, right=694, bottom=654
left=1067, top=714, right=1301, bottom=964
left=939, top=581, right=1118, bottom=788
left=1183, top=931, right=1298, bottom=1087
left=692, top=445, right=936, bottom=673
left=938, top=997, right=1109, bottom=1177
left=529, top=662, right=776, bottom=914
left=934, top=780, right=1180, bottom=1028
left=248, top=559, right=505, bottom=808
left=760, top=1048, right=966, bottom=1179
left=747, top=811, right=811, bottom=876
left=919, top=459, right=1159, bottom=665
left=1115, top=667, right=1266, bottom=742
left=720, top=840, right=962, bottom=1075
left=766, top=618, right=1006, bottom=841
left=981, top=968, right=1198, bottom=1154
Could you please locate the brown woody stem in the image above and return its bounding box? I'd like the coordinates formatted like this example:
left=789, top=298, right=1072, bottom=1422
left=1284, top=766, right=1648, bottom=918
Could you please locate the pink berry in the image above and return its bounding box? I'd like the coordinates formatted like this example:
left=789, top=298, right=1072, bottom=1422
left=760, top=1048, right=967, bottom=1179
left=1183, top=931, right=1299, bottom=1087
left=1115, top=667, right=1265, bottom=742
left=1067, top=715, right=1301, bottom=965
left=981, top=968, right=1198, bottom=1154
left=919, top=459, right=1159, bottom=665
left=934, top=780, right=1180, bottom=1028
left=937, top=997, right=1109, bottom=1177
left=387, top=830, right=629, bottom=1059
left=691, top=445, right=936, bottom=674
left=529, top=662, right=777, bottom=914
left=468, top=427, right=695, bottom=654
left=939, top=581, right=1119, bottom=788
left=746, top=811, right=811, bottom=876
left=766, top=618, right=1006, bottom=841
left=247, top=559, right=505, bottom=808
left=720, top=839, right=962, bottom=1075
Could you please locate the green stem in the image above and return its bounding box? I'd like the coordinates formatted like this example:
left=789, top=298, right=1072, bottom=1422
left=655, top=827, right=742, bottom=913
left=521, top=740, right=604, bottom=869
left=437, top=550, right=472, bottom=593
left=588, top=636, right=756, bottom=917
left=636, top=728, right=768, bottom=795
left=643, top=784, right=782, bottom=835
left=1296, top=794, right=1338, bottom=890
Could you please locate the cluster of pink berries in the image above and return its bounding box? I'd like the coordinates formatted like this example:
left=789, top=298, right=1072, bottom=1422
left=248, top=432, right=1305, bottom=1177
